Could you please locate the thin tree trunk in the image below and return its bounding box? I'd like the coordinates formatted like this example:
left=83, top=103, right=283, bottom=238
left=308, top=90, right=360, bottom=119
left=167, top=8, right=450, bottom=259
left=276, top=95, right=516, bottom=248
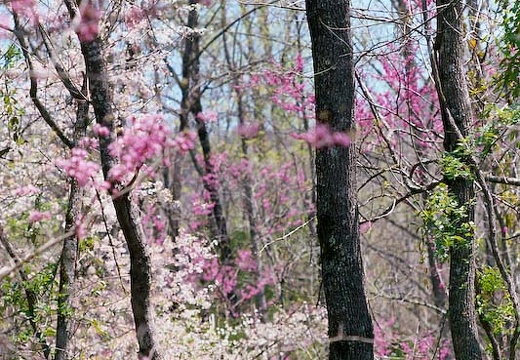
left=306, top=1, right=374, bottom=359
left=219, top=5, right=268, bottom=318
left=179, top=0, right=232, bottom=264
left=425, top=235, right=447, bottom=309
left=236, top=92, right=268, bottom=317
left=393, top=0, right=448, bottom=311
left=63, top=2, right=162, bottom=359
left=434, top=1, right=482, bottom=358
left=55, top=76, right=88, bottom=360
left=162, top=164, right=181, bottom=241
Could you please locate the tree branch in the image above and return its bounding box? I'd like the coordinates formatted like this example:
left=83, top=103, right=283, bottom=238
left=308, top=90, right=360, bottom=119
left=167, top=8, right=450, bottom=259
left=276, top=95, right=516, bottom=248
left=12, top=13, right=74, bottom=149
left=485, top=175, right=520, bottom=187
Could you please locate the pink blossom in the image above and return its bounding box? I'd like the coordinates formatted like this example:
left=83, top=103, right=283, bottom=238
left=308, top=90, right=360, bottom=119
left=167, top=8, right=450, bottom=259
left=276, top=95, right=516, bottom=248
left=93, top=123, right=110, bottom=137
left=400, top=341, right=412, bottom=356
left=75, top=217, right=86, bottom=239
left=75, top=2, right=101, bottom=42
left=173, top=130, right=197, bottom=153
left=107, top=115, right=195, bottom=183
left=28, top=210, right=51, bottom=223
left=294, top=53, right=304, bottom=73
left=123, top=3, right=162, bottom=28
left=196, top=110, right=218, bottom=123
left=124, top=6, right=146, bottom=27
left=219, top=265, right=237, bottom=294
left=440, top=344, right=451, bottom=360
left=14, top=185, right=40, bottom=196
left=438, top=278, right=446, bottom=290
left=56, top=148, right=100, bottom=187
left=10, top=0, right=38, bottom=24
left=202, top=257, right=220, bottom=282
left=107, top=114, right=166, bottom=181
left=236, top=250, right=256, bottom=272
left=417, top=336, right=433, bottom=355
left=360, top=221, right=372, bottom=234
left=238, top=123, right=260, bottom=139
left=291, top=124, right=352, bottom=148
left=192, top=200, right=214, bottom=216
left=0, top=14, right=11, bottom=38
left=240, top=284, right=261, bottom=301
left=78, top=136, right=98, bottom=149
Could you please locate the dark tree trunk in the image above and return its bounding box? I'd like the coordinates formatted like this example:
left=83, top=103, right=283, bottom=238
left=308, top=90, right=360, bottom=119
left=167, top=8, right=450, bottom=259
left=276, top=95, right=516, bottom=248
left=306, top=2, right=374, bottom=359
left=64, top=2, right=162, bottom=359
left=434, top=0, right=483, bottom=358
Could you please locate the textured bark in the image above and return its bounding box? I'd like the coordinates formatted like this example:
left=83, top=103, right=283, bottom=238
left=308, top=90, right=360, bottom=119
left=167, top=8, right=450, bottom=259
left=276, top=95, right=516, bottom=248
left=306, top=2, right=374, bottom=359
left=55, top=78, right=88, bottom=360
left=435, top=1, right=483, bottom=358
left=55, top=181, right=82, bottom=360
left=64, top=2, right=162, bottom=358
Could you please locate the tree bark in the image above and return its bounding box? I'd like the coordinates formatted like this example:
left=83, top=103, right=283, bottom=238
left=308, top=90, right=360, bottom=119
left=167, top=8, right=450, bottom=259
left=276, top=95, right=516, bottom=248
left=64, top=2, right=162, bottom=359
left=55, top=76, right=88, bottom=360
left=434, top=0, right=483, bottom=358
left=306, top=2, right=374, bottom=359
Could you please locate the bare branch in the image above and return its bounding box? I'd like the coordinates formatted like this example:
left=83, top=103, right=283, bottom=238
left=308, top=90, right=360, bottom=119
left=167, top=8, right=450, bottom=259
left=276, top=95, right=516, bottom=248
left=12, top=13, right=74, bottom=149
left=485, top=175, right=520, bottom=187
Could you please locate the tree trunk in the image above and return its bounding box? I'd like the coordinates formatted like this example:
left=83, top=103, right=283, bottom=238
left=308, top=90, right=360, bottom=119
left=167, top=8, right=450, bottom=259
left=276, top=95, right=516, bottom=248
left=306, top=2, right=374, bottom=359
left=393, top=0, right=448, bottom=311
left=179, top=0, right=232, bottom=264
left=219, top=7, right=268, bottom=317
left=64, top=2, right=162, bottom=359
left=55, top=76, right=88, bottom=360
left=434, top=0, right=483, bottom=358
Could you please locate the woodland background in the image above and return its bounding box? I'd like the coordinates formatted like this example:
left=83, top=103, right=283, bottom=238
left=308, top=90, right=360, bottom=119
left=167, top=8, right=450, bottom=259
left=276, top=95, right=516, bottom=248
left=0, top=0, right=519, bottom=359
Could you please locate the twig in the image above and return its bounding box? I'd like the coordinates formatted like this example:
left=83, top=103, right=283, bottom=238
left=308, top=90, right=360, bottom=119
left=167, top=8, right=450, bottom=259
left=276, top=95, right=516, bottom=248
left=259, top=219, right=312, bottom=253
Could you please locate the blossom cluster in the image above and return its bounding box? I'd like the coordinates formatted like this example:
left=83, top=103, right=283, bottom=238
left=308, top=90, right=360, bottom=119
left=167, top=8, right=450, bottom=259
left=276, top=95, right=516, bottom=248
left=55, top=114, right=196, bottom=191
left=55, top=147, right=100, bottom=187
left=291, top=123, right=352, bottom=148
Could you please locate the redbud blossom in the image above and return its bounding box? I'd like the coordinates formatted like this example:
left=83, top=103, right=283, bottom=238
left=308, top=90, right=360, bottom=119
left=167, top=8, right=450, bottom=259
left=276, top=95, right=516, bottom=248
left=75, top=2, right=101, bottom=42
left=291, top=124, right=351, bottom=148
left=28, top=210, right=51, bottom=223
left=56, top=148, right=100, bottom=187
